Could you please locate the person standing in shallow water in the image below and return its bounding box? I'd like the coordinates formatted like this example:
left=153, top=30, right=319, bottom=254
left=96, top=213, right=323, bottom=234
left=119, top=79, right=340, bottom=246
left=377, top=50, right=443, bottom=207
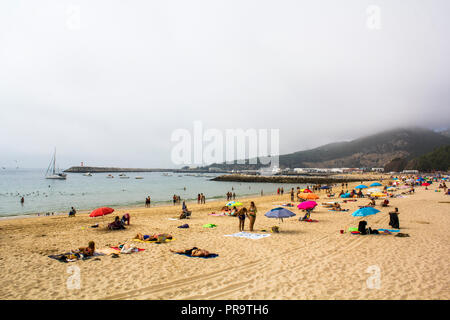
left=248, top=201, right=257, bottom=232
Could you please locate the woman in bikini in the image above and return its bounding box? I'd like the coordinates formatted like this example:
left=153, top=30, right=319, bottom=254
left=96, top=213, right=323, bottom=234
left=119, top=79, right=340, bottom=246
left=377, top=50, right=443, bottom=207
left=248, top=202, right=257, bottom=231
left=74, top=241, right=95, bottom=256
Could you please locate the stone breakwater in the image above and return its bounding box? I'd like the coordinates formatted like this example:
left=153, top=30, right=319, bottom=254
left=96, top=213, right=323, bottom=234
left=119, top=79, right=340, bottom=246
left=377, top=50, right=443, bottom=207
left=64, top=166, right=228, bottom=173
left=211, top=174, right=378, bottom=184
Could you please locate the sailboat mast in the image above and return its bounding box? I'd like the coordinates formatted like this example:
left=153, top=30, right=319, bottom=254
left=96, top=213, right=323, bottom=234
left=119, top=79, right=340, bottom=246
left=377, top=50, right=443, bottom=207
left=53, top=148, right=56, bottom=175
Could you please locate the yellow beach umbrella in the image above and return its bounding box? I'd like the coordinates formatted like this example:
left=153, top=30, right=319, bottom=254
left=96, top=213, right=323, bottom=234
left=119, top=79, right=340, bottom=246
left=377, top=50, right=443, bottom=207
left=371, top=192, right=386, bottom=197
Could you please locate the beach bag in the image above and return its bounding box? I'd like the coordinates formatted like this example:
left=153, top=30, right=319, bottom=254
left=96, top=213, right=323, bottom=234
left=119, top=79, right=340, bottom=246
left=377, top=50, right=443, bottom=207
left=271, top=226, right=279, bottom=233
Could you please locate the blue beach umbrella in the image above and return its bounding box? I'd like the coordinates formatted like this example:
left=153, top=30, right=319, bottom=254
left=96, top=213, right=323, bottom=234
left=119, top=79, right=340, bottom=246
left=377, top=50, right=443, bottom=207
left=355, top=184, right=368, bottom=189
left=320, top=186, right=330, bottom=189
left=351, top=207, right=380, bottom=217
left=370, top=182, right=382, bottom=187
left=265, top=207, right=296, bottom=223
left=340, top=192, right=351, bottom=198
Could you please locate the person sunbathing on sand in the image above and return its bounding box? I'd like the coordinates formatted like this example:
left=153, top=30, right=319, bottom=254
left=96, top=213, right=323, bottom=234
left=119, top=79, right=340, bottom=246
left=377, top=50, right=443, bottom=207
left=367, top=198, right=376, bottom=206
left=134, top=233, right=172, bottom=241
left=73, top=241, right=95, bottom=256
left=170, top=247, right=211, bottom=257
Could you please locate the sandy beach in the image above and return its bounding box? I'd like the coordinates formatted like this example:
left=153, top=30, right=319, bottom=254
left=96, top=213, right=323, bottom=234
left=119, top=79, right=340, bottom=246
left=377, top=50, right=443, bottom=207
left=1, top=176, right=449, bottom=300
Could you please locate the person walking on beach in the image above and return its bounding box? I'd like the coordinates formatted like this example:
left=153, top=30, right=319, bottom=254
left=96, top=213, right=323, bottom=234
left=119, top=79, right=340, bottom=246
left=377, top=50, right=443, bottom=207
left=202, top=193, right=206, bottom=204
left=281, top=187, right=284, bottom=195
left=237, top=207, right=247, bottom=231
left=232, top=192, right=236, bottom=200
left=197, top=194, right=201, bottom=204
left=20, top=196, right=24, bottom=205
left=290, top=188, right=294, bottom=202
left=145, top=197, right=150, bottom=208
left=248, top=201, right=257, bottom=231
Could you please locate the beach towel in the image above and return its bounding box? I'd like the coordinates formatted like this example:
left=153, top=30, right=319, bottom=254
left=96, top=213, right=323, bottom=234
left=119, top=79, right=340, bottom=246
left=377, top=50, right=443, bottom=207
left=111, top=246, right=145, bottom=253
left=224, top=232, right=271, bottom=239
left=173, top=252, right=218, bottom=259
left=208, top=213, right=226, bottom=216
left=328, top=209, right=349, bottom=212
left=48, top=251, right=105, bottom=263
left=168, top=218, right=178, bottom=221
left=299, top=219, right=319, bottom=222
left=203, top=224, right=217, bottom=228
left=378, top=229, right=400, bottom=233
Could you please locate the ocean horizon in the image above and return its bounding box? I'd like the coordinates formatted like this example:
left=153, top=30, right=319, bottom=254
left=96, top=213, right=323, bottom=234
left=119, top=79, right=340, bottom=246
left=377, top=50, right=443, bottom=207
left=0, top=168, right=304, bottom=217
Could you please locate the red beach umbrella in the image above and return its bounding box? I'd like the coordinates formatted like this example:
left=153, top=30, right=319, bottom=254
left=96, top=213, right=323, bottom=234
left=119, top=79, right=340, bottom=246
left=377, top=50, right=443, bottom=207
left=421, top=183, right=430, bottom=186
left=90, top=207, right=114, bottom=217
left=303, top=189, right=312, bottom=193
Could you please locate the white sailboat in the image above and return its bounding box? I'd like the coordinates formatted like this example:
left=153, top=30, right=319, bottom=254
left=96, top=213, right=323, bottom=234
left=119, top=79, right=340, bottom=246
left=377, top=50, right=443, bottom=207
left=45, top=149, right=67, bottom=180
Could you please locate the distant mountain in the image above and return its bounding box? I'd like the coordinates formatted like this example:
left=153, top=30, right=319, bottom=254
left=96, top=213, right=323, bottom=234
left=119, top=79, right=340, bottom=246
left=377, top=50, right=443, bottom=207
left=205, top=127, right=450, bottom=170
left=405, top=145, right=450, bottom=172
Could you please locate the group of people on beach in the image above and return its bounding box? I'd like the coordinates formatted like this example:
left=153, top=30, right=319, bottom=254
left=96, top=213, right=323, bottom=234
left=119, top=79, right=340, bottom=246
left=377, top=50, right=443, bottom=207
left=226, top=191, right=236, bottom=201
left=145, top=196, right=151, bottom=207
left=197, top=193, right=206, bottom=204
left=172, top=194, right=181, bottom=205
left=235, top=201, right=257, bottom=232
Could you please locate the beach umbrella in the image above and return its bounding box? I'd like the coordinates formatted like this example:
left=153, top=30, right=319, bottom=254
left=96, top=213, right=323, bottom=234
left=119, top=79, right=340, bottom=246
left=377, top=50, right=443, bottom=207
left=421, top=182, right=430, bottom=186
left=297, top=201, right=317, bottom=210
left=265, top=207, right=296, bottom=223
left=299, top=193, right=319, bottom=200
left=340, top=192, right=351, bottom=198
left=400, top=185, right=410, bottom=189
left=351, top=207, right=380, bottom=217
left=226, top=201, right=243, bottom=207
left=355, top=184, right=368, bottom=189
left=370, top=182, right=382, bottom=187
left=371, top=192, right=386, bottom=197
left=320, top=186, right=330, bottom=189
left=302, top=189, right=312, bottom=193
left=89, top=207, right=114, bottom=217
left=367, top=188, right=381, bottom=193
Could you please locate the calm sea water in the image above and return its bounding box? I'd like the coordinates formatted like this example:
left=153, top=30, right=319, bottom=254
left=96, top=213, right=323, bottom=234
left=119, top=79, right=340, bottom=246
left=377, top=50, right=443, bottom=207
left=0, top=168, right=305, bottom=217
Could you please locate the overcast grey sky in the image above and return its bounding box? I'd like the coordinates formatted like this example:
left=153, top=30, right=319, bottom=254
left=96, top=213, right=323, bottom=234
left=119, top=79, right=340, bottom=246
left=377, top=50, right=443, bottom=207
left=1, top=0, right=449, bottom=168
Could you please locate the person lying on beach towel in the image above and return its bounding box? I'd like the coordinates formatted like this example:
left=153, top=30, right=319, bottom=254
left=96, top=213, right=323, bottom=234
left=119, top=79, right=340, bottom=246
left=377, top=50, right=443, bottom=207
left=330, top=202, right=347, bottom=211
left=108, top=216, right=125, bottom=230
left=48, top=241, right=97, bottom=262
left=134, top=233, right=173, bottom=242
left=170, top=247, right=217, bottom=258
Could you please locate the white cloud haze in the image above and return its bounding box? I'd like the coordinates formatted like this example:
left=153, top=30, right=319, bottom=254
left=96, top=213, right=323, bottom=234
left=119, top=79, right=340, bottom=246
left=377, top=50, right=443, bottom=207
left=1, top=0, right=449, bottom=168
